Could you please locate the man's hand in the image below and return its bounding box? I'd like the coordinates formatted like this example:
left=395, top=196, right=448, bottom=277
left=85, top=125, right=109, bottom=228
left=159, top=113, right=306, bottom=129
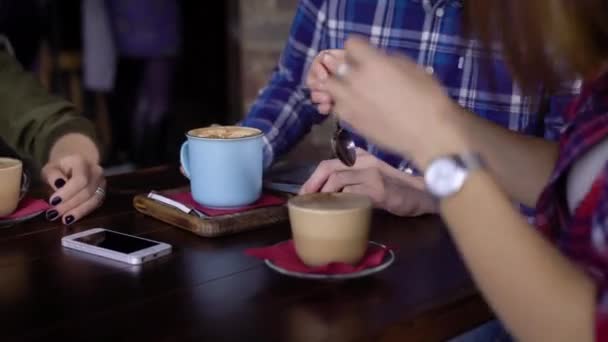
left=306, top=49, right=346, bottom=114
left=300, top=149, right=437, bottom=216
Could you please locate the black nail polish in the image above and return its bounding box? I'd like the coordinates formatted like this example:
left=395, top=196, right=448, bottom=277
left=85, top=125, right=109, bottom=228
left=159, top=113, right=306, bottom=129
left=50, top=197, right=62, bottom=206
left=65, top=215, right=75, bottom=225
left=46, top=210, right=58, bottom=221
left=54, top=178, right=66, bottom=189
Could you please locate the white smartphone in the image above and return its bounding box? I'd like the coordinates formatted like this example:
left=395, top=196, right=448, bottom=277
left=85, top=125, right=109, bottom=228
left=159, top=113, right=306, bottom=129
left=62, top=228, right=172, bottom=265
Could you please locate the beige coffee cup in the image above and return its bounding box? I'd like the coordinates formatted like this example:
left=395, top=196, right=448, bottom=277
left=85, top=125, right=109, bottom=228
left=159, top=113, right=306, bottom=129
left=288, top=192, right=372, bottom=266
left=0, top=157, right=23, bottom=216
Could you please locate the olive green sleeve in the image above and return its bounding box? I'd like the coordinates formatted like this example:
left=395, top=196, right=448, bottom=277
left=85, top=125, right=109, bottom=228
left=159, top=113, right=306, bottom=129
left=0, top=51, right=99, bottom=166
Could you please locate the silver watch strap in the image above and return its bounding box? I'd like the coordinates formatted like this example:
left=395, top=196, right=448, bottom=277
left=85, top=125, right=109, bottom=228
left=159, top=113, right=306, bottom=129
left=454, top=152, right=486, bottom=171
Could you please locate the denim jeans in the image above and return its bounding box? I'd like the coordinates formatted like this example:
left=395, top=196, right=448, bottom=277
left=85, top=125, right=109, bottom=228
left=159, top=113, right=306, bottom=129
left=448, top=320, right=512, bottom=342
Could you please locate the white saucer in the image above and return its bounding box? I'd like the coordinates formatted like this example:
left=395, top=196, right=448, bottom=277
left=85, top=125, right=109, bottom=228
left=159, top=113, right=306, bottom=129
left=264, top=241, right=395, bottom=280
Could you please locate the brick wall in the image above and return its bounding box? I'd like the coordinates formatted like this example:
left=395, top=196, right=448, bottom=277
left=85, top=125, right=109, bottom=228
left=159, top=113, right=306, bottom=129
left=239, top=0, right=298, bottom=111
left=237, top=0, right=334, bottom=163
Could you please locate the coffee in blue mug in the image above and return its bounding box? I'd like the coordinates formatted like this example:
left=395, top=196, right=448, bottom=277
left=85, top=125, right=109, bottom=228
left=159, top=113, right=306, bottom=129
left=180, top=126, right=264, bottom=208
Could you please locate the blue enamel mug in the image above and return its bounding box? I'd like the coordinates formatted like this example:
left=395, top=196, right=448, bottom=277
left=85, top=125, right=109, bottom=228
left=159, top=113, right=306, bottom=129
left=180, top=126, right=264, bottom=208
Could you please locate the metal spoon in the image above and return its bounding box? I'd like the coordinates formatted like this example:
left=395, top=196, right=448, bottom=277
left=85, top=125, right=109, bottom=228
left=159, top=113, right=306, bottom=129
left=331, top=121, right=357, bottom=167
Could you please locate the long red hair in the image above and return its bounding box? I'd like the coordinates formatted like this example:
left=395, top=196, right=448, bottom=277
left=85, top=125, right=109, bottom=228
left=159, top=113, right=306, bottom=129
left=466, top=0, right=608, bottom=91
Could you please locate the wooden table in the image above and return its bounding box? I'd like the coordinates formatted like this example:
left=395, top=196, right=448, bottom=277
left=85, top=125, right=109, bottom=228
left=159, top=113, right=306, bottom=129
left=0, top=166, right=493, bottom=341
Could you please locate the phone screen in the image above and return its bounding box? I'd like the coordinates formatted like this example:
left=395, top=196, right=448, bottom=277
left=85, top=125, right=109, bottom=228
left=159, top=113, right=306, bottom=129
left=75, top=230, right=159, bottom=254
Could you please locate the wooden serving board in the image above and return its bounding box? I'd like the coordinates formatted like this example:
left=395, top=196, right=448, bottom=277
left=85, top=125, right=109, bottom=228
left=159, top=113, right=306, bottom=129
left=133, top=189, right=289, bottom=238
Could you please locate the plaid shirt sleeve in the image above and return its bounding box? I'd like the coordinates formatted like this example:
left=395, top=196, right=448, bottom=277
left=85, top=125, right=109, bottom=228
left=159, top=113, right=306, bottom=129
left=590, top=167, right=608, bottom=341
left=241, top=0, right=328, bottom=168
left=544, top=80, right=582, bottom=141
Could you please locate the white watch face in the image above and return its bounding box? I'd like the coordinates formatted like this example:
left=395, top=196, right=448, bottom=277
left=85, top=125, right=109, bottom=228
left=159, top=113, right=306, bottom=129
left=425, top=158, right=468, bottom=198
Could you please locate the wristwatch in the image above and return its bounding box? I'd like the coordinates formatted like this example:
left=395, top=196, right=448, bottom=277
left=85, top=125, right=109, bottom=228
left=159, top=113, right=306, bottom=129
left=424, top=153, right=486, bottom=199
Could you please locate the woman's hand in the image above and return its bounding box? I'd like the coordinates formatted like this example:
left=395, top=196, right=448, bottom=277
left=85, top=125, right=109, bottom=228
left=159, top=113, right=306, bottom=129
left=301, top=149, right=437, bottom=216
left=323, top=37, right=470, bottom=169
left=306, top=49, right=346, bottom=114
left=41, top=133, right=105, bottom=225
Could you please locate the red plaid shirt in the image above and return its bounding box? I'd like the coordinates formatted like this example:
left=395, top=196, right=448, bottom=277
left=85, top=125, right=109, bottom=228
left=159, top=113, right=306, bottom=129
left=536, top=72, right=608, bottom=341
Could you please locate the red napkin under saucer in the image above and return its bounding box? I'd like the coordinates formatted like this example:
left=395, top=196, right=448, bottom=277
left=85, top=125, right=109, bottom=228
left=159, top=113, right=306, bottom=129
left=166, top=192, right=286, bottom=217
left=245, top=240, right=388, bottom=274
left=0, top=198, right=50, bottom=220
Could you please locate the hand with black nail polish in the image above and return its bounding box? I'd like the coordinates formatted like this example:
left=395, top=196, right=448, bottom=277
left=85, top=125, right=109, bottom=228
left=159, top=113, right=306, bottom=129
left=54, top=178, right=66, bottom=188
left=46, top=209, right=58, bottom=221
left=41, top=134, right=105, bottom=225
left=50, top=196, right=62, bottom=206
left=64, top=215, right=75, bottom=225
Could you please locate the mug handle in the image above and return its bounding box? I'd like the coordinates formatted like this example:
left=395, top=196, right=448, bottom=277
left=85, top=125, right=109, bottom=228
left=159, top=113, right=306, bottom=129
left=180, top=141, right=191, bottom=179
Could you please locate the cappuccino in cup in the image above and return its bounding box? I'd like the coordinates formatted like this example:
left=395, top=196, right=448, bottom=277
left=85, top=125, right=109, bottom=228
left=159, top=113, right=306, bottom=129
left=190, top=126, right=261, bottom=139
left=0, top=157, right=22, bottom=216
left=288, top=192, right=372, bottom=266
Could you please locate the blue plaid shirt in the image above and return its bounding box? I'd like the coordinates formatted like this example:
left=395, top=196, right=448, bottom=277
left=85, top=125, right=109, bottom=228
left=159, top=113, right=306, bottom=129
left=242, top=0, right=579, bottom=169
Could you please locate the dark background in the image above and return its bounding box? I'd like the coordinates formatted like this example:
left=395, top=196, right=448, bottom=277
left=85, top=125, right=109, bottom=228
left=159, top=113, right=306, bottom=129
left=0, top=0, right=238, bottom=170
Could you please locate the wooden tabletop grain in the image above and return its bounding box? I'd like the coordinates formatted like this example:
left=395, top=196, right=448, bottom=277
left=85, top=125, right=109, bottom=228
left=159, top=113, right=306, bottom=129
left=0, top=165, right=493, bottom=341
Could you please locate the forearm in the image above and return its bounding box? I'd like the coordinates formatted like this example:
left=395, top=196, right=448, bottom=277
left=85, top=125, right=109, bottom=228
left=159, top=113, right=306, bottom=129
left=388, top=167, right=439, bottom=215
left=241, top=0, right=329, bottom=167
left=0, top=51, right=100, bottom=165
left=48, top=133, right=100, bottom=164
left=242, top=85, right=325, bottom=168
left=439, top=107, right=559, bottom=207
left=441, top=171, right=595, bottom=341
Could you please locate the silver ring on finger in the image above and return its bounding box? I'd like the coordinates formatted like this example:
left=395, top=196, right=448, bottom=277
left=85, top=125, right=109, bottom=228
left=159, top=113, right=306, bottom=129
left=336, top=62, right=350, bottom=79
left=94, top=186, right=106, bottom=199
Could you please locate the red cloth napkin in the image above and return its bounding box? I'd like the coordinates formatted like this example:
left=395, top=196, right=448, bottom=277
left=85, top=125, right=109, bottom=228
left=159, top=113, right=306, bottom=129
left=245, top=240, right=388, bottom=274
left=166, top=192, right=286, bottom=217
left=0, top=198, right=49, bottom=220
